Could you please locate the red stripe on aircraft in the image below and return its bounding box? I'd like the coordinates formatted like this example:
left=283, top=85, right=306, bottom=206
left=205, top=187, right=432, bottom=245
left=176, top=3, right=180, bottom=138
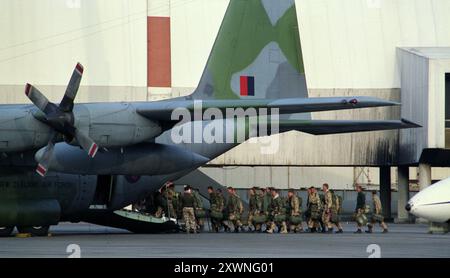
left=76, top=63, right=84, bottom=75
left=36, top=164, right=47, bottom=177
left=240, top=76, right=248, bottom=96
left=25, top=83, right=31, bottom=97
left=88, top=143, right=98, bottom=158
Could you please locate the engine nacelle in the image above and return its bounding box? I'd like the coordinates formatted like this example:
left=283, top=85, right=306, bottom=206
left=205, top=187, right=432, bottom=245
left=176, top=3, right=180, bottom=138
left=73, top=103, right=162, bottom=148
left=0, top=103, right=163, bottom=154
left=0, top=108, right=52, bottom=153
left=35, top=143, right=210, bottom=175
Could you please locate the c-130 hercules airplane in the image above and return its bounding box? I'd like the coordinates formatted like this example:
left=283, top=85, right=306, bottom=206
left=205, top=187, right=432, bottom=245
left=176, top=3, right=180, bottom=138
left=0, top=0, right=419, bottom=236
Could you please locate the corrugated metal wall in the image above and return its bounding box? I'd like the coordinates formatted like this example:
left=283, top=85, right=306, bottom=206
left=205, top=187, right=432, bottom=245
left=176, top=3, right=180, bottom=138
left=0, top=0, right=148, bottom=103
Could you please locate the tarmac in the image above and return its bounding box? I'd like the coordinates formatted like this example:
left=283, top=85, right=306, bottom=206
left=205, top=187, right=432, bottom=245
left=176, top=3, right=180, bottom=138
left=0, top=222, right=449, bottom=258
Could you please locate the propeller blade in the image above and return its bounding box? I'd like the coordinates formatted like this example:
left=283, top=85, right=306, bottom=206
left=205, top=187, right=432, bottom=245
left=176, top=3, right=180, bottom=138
left=74, top=129, right=98, bottom=158
left=60, top=63, right=83, bottom=112
left=35, top=132, right=58, bottom=177
left=25, top=84, right=57, bottom=114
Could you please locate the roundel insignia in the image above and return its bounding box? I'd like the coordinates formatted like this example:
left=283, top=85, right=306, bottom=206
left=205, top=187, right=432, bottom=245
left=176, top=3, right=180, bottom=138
left=125, top=175, right=141, bottom=184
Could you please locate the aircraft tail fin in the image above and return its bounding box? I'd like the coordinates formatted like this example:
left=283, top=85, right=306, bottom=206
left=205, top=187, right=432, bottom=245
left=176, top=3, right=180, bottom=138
left=190, top=0, right=307, bottom=100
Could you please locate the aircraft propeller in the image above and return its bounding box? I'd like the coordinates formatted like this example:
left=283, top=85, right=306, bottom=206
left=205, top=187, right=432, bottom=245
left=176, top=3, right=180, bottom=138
left=25, top=63, right=98, bottom=177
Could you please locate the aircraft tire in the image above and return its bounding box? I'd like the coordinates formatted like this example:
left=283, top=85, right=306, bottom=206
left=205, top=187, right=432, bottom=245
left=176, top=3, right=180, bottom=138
left=17, top=226, right=49, bottom=237
left=0, top=226, right=14, bottom=237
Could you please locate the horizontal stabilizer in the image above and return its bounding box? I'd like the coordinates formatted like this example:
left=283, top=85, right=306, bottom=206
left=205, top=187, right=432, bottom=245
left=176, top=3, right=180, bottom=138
left=136, top=96, right=400, bottom=122
left=278, top=119, right=421, bottom=135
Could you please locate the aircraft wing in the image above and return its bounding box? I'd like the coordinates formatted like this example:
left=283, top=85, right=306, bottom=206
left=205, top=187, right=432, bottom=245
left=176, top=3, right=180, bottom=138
left=277, top=119, right=421, bottom=135
left=136, top=96, right=399, bottom=122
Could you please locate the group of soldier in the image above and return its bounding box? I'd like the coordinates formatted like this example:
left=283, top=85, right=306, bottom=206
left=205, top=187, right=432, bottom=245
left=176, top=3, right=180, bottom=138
left=150, top=182, right=389, bottom=234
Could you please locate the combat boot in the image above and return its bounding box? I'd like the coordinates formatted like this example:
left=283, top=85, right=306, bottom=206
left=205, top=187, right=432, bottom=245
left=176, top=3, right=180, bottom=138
left=266, top=223, right=276, bottom=234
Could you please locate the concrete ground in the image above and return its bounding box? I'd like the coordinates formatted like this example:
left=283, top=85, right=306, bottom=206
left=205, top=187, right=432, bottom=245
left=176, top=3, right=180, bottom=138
left=0, top=222, right=449, bottom=258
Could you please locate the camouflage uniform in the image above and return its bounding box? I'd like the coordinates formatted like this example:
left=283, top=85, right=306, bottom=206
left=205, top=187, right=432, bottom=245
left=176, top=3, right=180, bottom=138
left=227, top=193, right=243, bottom=231
left=367, top=193, right=388, bottom=233
left=322, top=190, right=334, bottom=231
left=307, top=191, right=322, bottom=232
left=318, top=193, right=327, bottom=232
left=262, top=191, right=273, bottom=230
left=331, top=192, right=344, bottom=233
left=288, top=194, right=303, bottom=232
left=163, top=187, right=177, bottom=219
left=248, top=191, right=263, bottom=231
left=181, top=191, right=197, bottom=233
left=192, top=190, right=205, bottom=229
left=209, top=191, right=224, bottom=232
left=267, top=194, right=287, bottom=234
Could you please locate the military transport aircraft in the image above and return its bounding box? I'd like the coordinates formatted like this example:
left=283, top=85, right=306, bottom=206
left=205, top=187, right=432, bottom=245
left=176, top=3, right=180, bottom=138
left=0, top=0, right=419, bottom=236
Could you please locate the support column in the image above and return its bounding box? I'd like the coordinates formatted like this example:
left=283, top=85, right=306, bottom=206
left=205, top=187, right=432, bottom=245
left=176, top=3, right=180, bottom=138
left=395, top=166, right=410, bottom=223
left=418, top=163, right=431, bottom=191
left=417, top=163, right=432, bottom=224
left=379, top=166, right=392, bottom=222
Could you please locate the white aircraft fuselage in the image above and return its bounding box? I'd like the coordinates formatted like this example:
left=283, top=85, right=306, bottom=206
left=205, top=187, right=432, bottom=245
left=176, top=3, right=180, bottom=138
left=407, top=177, right=450, bottom=223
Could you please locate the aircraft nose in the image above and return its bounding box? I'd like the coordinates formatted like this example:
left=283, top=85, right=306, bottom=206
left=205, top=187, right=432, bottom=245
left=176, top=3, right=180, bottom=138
left=405, top=203, right=411, bottom=212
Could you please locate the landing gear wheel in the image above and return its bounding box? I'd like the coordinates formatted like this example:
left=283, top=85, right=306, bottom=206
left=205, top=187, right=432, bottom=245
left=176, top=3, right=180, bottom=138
left=0, top=227, right=14, bottom=237
left=17, top=226, right=49, bottom=237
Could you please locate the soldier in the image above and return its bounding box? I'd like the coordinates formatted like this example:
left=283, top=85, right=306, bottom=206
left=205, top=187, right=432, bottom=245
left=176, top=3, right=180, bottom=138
left=266, top=188, right=288, bottom=234
left=354, top=184, right=367, bottom=234
left=180, top=186, right=197, bottom=234
left=192, top=187, right=205, bottom=232
left=307, top=187, right=322, bottom=233
left=287, top=189, right=303, bottom=233
left=253, top=188, right=268, bottom=232
left=163, top=181, right=177, bottom=219
left=318, top=189, right=327, bottom=233
left=304, top=187, right=312, bottom=224
left=154, top=187, right=166, bottom=218
left=247, top=187, right=262, bottom=232
left=208, top=186, right=224, bottom=232
left=367, top=191, right=388, bottom=233
left=216, top=188, right=227, bottom=232
left=262, top=187, right=272, bottom=213
left=226, top=187, right=244, bottom=233
left=262, top=187, right=273, bottom=231
left=330, top=190, right=344, bottom=233
left=322, top=183, right=335, bottom=233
